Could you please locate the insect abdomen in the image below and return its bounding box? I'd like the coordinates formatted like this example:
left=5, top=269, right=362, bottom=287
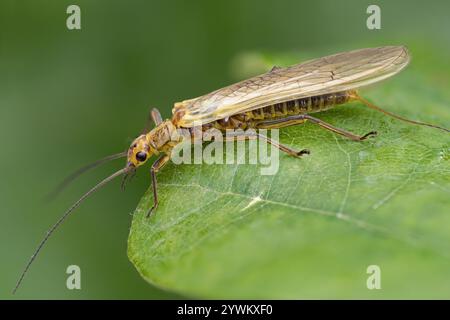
left=247, top=91, right=351, bottom=120
left=203, top=91, right=353, bottom=131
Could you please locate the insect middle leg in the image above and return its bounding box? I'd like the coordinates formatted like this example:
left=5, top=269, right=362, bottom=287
left=222, top=131, right=310, bottom=157
left=147, top=154, right=170, bottom=218
left=256, top=114, right=377, bottom=141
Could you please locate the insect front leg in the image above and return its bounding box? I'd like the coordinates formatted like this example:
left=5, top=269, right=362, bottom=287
left=142, top=108, right=164, bottom=134
left=150, top=108, right=163, bottom=125
left=147, top=154, right=170, bottom=218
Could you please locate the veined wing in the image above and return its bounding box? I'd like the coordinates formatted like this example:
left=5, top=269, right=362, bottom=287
left=173, top=46, right=410, bottom=127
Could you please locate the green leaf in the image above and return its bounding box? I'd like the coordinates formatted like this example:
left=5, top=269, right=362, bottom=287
left=128, top=47, right=450, bottom=298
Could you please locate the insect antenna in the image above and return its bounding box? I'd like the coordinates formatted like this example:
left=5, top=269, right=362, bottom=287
left=354, top=93, right=449, bottom=133
left=13, top=166, right=131, bottom=294
left=45, top=151, right=127, bottom=201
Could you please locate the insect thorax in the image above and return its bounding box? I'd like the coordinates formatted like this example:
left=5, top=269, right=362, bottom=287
left=146, top=120, right=184, bottom=154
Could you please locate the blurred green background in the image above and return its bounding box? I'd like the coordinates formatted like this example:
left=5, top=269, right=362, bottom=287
left=1, top=0, right=450, bottom=299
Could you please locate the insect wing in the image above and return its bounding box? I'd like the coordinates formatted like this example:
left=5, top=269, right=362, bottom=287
left=173, top=46, right=409, bottom=127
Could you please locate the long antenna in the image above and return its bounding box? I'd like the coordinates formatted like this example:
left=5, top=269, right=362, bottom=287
left=45, top=151, right=127, bottom=201
left=13, top=166, right=131, bottom=294
left=354, top=94, right=450, bottom=133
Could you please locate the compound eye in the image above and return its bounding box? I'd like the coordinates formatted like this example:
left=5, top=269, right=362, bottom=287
left=136, top=151, right=147, bottom=162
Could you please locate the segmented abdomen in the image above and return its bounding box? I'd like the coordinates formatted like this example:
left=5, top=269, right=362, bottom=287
left=246, top=91, right=351, bottom=121
left=203, top=91, right=352, bottom=131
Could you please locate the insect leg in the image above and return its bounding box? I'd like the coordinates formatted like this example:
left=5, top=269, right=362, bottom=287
left=142, top=108, right=163, bottom=133
left=256, top=132, right=310, bottom=157
left=151, top=108, right=163, bottom=125
left=223, top=131, right=310, bottom=158
left=147, top=154, right=170, bottom=218
left=302, top=115, right=377, bottom=141
left=256, top=115, right=376, bottom=141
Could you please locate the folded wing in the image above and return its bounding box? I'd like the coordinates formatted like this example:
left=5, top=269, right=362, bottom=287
left=173, top=46, right=410, bottom=127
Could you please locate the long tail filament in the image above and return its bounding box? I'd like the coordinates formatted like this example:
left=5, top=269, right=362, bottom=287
left=352, top=93, right=449, bottom=133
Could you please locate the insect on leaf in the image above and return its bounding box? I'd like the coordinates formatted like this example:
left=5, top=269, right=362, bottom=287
left=128, top=47, right=450, bottom=299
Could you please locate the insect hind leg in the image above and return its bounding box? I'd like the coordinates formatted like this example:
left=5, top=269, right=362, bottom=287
left=256, top=114, right=377, bottom=141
